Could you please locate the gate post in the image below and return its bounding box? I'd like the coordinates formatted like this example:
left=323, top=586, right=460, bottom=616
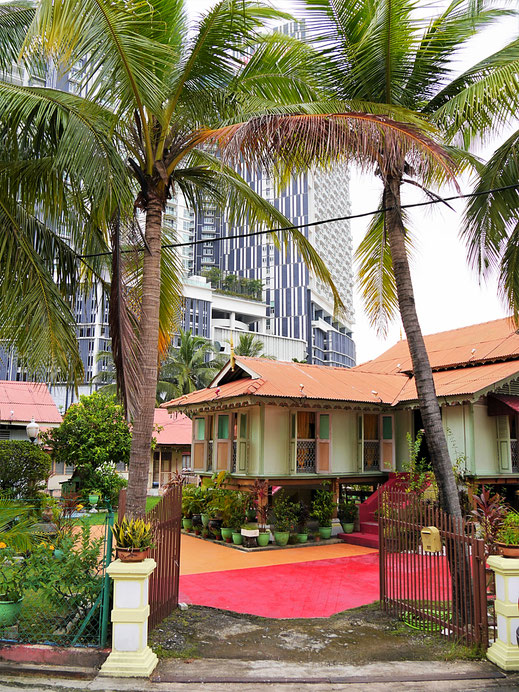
left=487, top=556, right=519, bottom=670
left=99, top=558, right=158, bottom=678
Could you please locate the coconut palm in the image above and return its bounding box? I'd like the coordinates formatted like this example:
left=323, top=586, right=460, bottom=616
left=294, top=0, right=518, bottom=517
left=157, top=330, right=225, bottom=402
left=2, top=0, right=458, bottom=515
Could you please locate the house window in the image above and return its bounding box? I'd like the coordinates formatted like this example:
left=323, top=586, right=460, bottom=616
left=217, top=414, right=229, bottom=439
left=319, top=414, right=329, bottom=440
left=295, top=411, right=316, bottom=473
left=195, top=418, right=205, bottom=441
left=363, top=413, right=380, bottom=471
left=182, top=453, right=191, bottom=469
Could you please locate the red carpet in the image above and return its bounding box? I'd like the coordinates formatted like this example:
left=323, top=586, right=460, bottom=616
left=179, top=553, right=380, bottom=618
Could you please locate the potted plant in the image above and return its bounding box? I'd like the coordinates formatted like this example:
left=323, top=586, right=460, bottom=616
left=311, top=484, right=335, bottom=540
left=338, top=499, right=357, bottom=534
left=295, top=501, right=309, bottom=543
left=181, top=487, right=194, bottom=531
left=272, top=491, right=297, bottom=546
left=0, top=547, right=25, bottom=628
left=251, top=480, right=270, bottom=547
left=230, top=494, right=247, bottom=545
left=87, top=490, right=100, bottom=507
left=112, top=518, right=154, bottom=562
left=496, top=511, right=519, bottom=557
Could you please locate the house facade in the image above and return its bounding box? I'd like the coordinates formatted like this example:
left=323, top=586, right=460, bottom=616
left=148, top=409, right=192, bottom=492
left=164, top=318, right=519, bottom=502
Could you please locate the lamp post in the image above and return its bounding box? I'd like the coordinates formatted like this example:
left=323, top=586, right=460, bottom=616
left=26, top=417, right=39, bottom=444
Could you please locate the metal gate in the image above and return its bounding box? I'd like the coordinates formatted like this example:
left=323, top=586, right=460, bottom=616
left=118, top=485, right=182, bottom=630
left=379, top=489, right=491, bottom=648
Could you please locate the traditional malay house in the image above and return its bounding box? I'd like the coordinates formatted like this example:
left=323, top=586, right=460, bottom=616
left=148, top=409, right=192, bottom=491
left=164, top=318, right=519, bottom=538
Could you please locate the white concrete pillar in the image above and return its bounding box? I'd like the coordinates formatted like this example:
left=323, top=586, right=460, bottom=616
left=487, top=555, right=519, bottom=670
left=99, top=558, right=158, bottom=678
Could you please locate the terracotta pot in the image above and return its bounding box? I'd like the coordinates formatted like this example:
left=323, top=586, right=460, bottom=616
left=495, top=542, right=519, bottom=558
left=116, top=548, right=150, bottom=563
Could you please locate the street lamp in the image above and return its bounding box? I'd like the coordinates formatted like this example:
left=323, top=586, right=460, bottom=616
left=26, top=417, right=39, bottom=444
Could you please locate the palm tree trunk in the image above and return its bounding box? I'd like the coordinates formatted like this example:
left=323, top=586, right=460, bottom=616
left=125, top=193, right=163, bottom=517
left=383, top=175, right=461, bottom=519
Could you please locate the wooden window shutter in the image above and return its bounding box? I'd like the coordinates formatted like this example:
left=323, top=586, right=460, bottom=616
left=496, top=415, right=511, bottom=472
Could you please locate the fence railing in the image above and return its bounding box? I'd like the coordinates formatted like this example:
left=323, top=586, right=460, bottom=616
left=379, top=489, right=491, bottom=648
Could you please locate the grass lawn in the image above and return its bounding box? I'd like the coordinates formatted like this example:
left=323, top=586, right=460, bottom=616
left=73, top=495, right=163, bottom=526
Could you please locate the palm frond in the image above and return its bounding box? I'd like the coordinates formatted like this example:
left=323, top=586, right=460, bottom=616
left=0, top=1, right=35, bottom=74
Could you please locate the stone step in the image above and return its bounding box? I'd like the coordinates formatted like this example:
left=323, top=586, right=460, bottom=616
left=338, top=531, right=379, bottom=549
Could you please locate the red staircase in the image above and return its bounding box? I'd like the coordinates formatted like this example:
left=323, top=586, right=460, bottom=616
left=338, top=474, right=408, bottom=549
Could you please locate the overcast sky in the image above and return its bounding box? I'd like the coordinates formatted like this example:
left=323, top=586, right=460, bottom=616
left=187, top=0, right=516, bottom=363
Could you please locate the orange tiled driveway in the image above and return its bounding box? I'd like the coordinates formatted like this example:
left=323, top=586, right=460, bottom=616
left=180, top=534, right=376, bottom=575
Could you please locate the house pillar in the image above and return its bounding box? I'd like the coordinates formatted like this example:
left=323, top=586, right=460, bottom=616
left=99, top=559, right=158, bottom=678
left=487, top=556, right=519, bottom=670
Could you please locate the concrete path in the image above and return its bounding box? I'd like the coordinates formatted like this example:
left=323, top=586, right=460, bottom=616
left=179, top=534, right=380, bottom=617
left=0, top=660, right=518, bottom=691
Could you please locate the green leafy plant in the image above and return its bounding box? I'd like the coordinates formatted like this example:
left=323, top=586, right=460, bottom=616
left=338, top=499, right=357, bottom=524
left=496, top=511, right=519, bottom=547
left=0, top=441, right=51, bottom=499
left=272, top=491, right=298, bottom=533
left=295, top=501, right=309, bottom=534
left=402, top=431, right=436, bottom=495
left=112, top=518, right=154, bottom=551
left=0, top=546, right=25, bottom=602
left=471, top=487, right=507, bottom=552
left=311, top=483, right=335, bottom=528
left=0, top=497, right=37, bottom=552
left=250, top=479, right=269, bottom=532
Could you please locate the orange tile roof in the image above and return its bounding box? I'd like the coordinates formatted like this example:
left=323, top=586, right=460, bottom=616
left=153, top=408, right=192, bottom=446
left=163, top=319, right=519, bottom=411
left=357, top=317, right=519, bottom=374
left=0, top=381, right=62, bottom=425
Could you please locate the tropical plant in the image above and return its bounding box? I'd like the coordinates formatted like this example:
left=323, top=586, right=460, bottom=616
left=338, top=499, right=357, bottom=524
left=297, top=0, right=519, bottom=518
left=231, top=333, right=275, bottom=359
left=0, top=441, right=51, bottom=499
left=472, top=487, right=508, bottom=549
left=311, top=483, right=335, bottom=527
left=0, top=498, right=36, bottom=553
left=295, top=500, right=310, bottom=534
left=272, top=491, right=298, bottom=533
left=3, top=0, right=461, bottom=519
left=250, top=479, right=269, bottom=532
left=111, top=518, right=154, bottom=551
left=157, top=330, right=225, bottom=403
left=496, top=511, right=519, bottom=547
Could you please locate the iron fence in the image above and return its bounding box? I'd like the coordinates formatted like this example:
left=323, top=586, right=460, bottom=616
left=379, top=489, right=492, bottom=648
left=296, top=440, right=316, bottom=473
left=0, top=496, right=113, bottom=648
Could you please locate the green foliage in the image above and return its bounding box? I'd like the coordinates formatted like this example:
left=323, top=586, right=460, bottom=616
left=402, top=431, right=436, bottom=495
left=0, top=497, right=36, bottom=553
left=497, top=511, right=519, bottom=546
left=338, top=499, right=357, bottom=524
left=112, top=518, right=154, bottom=551
left=0, top=545, right=25, bottom=601
left=206, top=488, right=248, bottom=529
left=181, top=486, right=208, bottom=518
left=83, top=460, right=127, bottom=507
left=272, top=491, right=298, bottom=533
left=295, top=501, right=310, bottom=534
left=42, top=392, right=131, bottom=495
left=0, top=441, right=51, bottom=499
left=311, top=483, right=335, bottom=527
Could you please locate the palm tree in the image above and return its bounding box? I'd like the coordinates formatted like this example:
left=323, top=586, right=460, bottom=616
left=231, top=332, right=274, bottom=359
left=294, top=0, right=517, bottom=518
left=2, top=0, right=457, bottom=516
left=157, top=330, right=225, bottom=402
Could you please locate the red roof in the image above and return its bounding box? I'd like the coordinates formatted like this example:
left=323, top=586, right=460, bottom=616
left=0, top=381, right=62, bottom=425
left=163, top=318, right=519, bottom=410
left=153, top=408, right=191, bottom=446
left=358, top=317, right=519, bottom=374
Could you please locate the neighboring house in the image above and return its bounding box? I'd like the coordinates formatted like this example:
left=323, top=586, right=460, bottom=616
left=163, top=318, right=519, bottom=505
left=149, top=409, right=192, bottom=492
left=0, top=381, right=63, bottom=490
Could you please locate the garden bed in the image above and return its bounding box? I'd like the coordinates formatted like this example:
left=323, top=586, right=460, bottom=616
left=180, top=529, right=343, bottom=551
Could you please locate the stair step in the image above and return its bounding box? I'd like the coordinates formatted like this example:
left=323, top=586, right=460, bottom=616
left=360, top=521, right=379, bottom=536
left=338, top=532, right=379, bottom=549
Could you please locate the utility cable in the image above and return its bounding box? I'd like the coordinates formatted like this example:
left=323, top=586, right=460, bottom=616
left=78, top=182, right=519, bottom=259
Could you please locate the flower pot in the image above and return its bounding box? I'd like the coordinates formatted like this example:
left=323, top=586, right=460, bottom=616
left=194, top=529, right=201, bottom=536
left=314, top=534, right=321, bottom=542
left=232, top=532, right=243, bottom=545
left=297, top=533, right=308, bottom=543
left=257, top=532, right=270, bottom=547
left=0, top=599, right=22, bottom=628
left=318, top=526, right=332, bottom=540
left=341, top=523, right=354, bottom=534
left=274, top=531, right=290, bottom=546
left=182, top=518, right=193, bottom=530
left=192, top=513, right=202, bottom=528
left=221, top=527, right=233, bottom=541
left=116, top=548, right=150, bottom=563
left=201, top=513, right=210, bottom=527
left=495, top=542, right=519, bottom=558
left=88, top=494, right=99, bottom=506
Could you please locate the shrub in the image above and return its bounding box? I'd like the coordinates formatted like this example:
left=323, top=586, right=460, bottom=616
left=311, top=483, right=335, bottom=527
left=497, top=511, right=519, bottom=546
left=0, top=441, right=51, bottom=498
left=272, top=491, right=298, bottom=533
left=338, top=499, right=357, bottom=524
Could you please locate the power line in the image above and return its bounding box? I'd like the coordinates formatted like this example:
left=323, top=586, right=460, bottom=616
left=79, top=182, right=519, bottom=259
